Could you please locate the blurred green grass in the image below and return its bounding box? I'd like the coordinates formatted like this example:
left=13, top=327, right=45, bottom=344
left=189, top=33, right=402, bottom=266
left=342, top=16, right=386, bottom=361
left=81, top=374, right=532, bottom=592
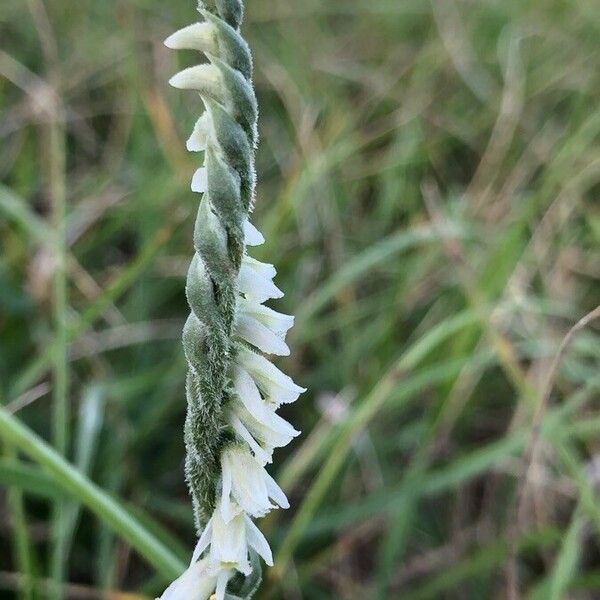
left=1, top=0, right=599, bottom=598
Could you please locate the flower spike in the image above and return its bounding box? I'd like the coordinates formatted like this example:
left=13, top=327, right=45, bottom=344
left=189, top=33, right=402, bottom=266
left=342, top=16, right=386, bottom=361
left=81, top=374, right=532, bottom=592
left=160, top=1, right=303, bottom=598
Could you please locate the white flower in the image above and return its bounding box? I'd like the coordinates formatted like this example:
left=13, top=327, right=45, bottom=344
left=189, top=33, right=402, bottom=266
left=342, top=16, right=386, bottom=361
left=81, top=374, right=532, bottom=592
left=235, top=298, right=294, bottom=356
left=157, top=558, right=216, bottom=600
left=235, top=313, right=289, bottom=356
left=237, top=346, right=305, bottom=406
left=168, top=65, right=224, bottom=101
left=239, top=297, right=294, bottom=337
left=195, top=509, right=251, bottom=576
left=219, top=445, right=289, bottom=522
left=164, top=22, right=217, bottom=53
left=191, top=510, right=273, bottom=599
left=238, top=256, right=283, bottom=303
left=229, top=367, right=300, bottom=463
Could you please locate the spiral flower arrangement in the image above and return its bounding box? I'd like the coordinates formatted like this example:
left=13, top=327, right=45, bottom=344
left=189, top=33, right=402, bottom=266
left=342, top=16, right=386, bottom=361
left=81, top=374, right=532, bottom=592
left=159, top=1, right=304, bottom=598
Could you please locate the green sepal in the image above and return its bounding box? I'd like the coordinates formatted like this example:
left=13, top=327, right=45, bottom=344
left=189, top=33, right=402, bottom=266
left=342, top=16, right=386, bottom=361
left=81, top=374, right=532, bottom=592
left=201, top=9, right=252, bottom=80
left=182, top=313, right=212, bottom=374
left=205, top=98, right=254, bottom=209
left=216, top=0, right=243, bottom=30
left=185, top=369, right=225, bottom=525
left=194, top=195, right=232, bottom=282
left=209, top=54, right=257, bottom=142
left=185, top=254, right=220, bottom=326
left=205, top=145, right=244, bottom=228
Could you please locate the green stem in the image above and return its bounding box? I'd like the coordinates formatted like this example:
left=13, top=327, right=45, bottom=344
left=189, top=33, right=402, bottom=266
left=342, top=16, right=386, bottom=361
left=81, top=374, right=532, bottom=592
left=0, top=407, right=185, bottom=580
left=47, top=98, right=69, bottom=600
left=5, top=444, right=35, bottom=600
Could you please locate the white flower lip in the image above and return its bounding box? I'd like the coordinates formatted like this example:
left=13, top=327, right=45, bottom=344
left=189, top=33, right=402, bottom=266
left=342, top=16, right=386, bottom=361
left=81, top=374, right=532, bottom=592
left=230, top=367, right=300, bottom=465
left=237, top=346, right=305, bottom=405
left=233, top=367, right=299, bottom=435
left=244, top=255, right=277, bottom=279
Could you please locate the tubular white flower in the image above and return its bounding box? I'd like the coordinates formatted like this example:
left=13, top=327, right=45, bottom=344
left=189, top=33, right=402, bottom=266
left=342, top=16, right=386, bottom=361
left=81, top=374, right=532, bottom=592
left=238, top=256, right=283, bottom=303
left=235, top=312, right=290, bottom=355
left=164, top=22, right=217, bottom=53
left=196, top=510, right=251, bottom=575
left=239, top=297, right=294, bottom=337
left=219, top=445, right=288, bottom=522
left=235, top=298, right=294, bottom=356
left=231, top=403, right=299, bottom=465
left=237, top=346, right=305, bottom=405
left=229, top=367, right=300, bottom=463
left=168, top=64, right=224, bottom=100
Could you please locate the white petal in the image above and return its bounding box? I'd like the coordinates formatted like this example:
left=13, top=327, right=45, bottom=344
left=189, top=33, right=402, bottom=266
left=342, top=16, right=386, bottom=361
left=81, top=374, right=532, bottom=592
left=233, top=367, right=263, bottom=409
left=237, top=347, right=305, bottom=405
left=187, top=113, right=210, bottom=152
left=264, top=471, right=289, bottom=509
left=243, top=255, right=276, bottom=279
left=191, top=167, right=207, bottom=193
left=220, top=460, right=240, bottom=524
left=193, top=519, right=214, bottom=564
left=239, top=262, right=283, bottom=303
left=244, top=515, right=273, bottom=566
left=235, top=312, right=290, bottom=356
left=164, top=22, right=217, bottom=52
left=244, top=220, right=264, bottom=246
left=159, top=559, right=216, bottom=600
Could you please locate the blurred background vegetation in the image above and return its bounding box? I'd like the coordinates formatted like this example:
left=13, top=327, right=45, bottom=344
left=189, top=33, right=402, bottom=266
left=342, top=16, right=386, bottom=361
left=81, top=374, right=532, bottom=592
left=1, top=0, right=599, bottom=598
